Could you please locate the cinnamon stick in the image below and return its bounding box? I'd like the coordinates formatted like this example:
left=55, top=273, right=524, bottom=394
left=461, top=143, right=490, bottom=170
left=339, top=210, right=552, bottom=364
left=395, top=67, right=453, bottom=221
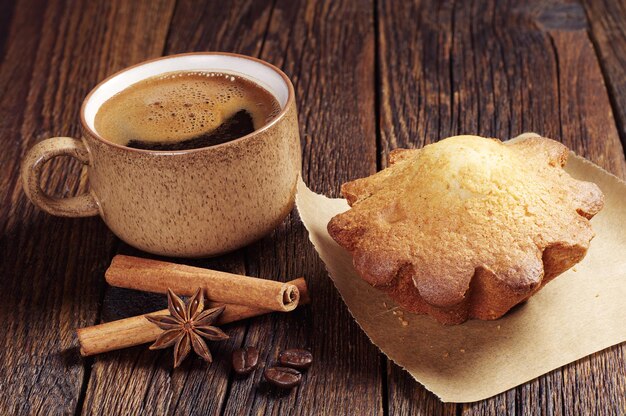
left=106, top=255, right=300, bottom=312
left=77, top=277, right=309, bottom=356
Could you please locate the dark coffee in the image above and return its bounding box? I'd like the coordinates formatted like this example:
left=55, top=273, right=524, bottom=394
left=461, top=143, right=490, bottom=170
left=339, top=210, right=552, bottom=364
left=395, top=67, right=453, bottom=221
left=232, top=346, right=259, bottom=375
left=94, top=71, right=281, bottom=151
left=278, top=348, right=313, bottom=370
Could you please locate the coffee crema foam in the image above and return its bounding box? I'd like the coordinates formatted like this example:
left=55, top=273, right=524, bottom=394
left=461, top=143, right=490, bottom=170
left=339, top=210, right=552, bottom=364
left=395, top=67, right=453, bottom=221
left=94, top=71, right=281, bottom=149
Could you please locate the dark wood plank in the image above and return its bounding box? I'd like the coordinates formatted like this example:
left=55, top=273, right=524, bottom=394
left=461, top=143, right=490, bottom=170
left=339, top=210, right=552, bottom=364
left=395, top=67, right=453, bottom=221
left=583, top=0, right=626, bottom=153
left=0, top=0, right=112, bottom=413
left=3, top=0, right=623, bottom=414
left=163, top=0, right=275, bottom=55
left=0, top=0, right=16, bottom=62
left=81, top=1, right=278, bottom=414
left=377, top=0, right=459, bottom=413
left=550, top=29, right=626, bottom=177
left=378, top=0, right=626, bottom=414
left=0, top=0, right=172, bottom=413
left=87, top=0, right=380, bottom=414
left=221, top=0, right=381, bottom=415
left=0, top=1, right=42, bottom=233
left=527, top=13, right=626, bottom=414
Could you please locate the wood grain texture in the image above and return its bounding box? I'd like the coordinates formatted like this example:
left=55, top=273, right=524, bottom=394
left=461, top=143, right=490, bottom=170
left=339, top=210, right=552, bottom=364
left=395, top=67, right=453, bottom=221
left=1, top=0, right=625, bottom=414
left=0, top=0, right=105, bottom=412
left=583, top=0, right=626, bottom=152
left=223, top=0, right=380, bottom=415
left=86, top=0, right=380, bottom=414
left=378, top=0, right=625, bottom=415
left=81, top=1, right=277, bottom=414
left=0, top=0, right=16, bottom=62
left=0, top=0, right=176, bottom=413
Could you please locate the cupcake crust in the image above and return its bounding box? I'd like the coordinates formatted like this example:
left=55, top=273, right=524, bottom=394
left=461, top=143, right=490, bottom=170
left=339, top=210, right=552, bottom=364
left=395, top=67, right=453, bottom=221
left=327, top=136, right=604, bottom=324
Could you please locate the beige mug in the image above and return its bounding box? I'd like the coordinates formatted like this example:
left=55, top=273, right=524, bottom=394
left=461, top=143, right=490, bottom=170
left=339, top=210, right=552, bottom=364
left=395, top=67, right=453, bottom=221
left=21, top=53, right=301, bottom=257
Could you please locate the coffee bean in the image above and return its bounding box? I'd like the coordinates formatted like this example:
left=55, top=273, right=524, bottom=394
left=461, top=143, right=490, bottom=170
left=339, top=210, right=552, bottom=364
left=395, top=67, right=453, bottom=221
left=263, top=366, right=302, bottom=389
left=278, top=349, right=313, bottom=370
left=232, top=346, right=259, bottom=375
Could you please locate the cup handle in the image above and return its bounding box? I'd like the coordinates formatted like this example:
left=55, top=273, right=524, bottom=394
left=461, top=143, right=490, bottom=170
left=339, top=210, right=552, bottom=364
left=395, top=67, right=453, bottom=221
left=21, top=137, right=100, bottom=217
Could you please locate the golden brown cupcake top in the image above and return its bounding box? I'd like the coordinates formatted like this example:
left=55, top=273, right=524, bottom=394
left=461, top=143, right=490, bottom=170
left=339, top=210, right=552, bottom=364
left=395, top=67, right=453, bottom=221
left=328, top=135, right=604, bottom=324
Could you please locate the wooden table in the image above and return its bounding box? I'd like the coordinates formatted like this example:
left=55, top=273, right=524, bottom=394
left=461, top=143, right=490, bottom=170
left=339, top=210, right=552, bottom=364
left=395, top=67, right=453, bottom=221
left=1, top=0, right=624, bottom=414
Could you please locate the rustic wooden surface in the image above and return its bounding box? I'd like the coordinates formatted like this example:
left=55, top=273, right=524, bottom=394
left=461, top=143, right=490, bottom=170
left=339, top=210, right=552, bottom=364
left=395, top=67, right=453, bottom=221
left=0, top=0, right=624, bottom=414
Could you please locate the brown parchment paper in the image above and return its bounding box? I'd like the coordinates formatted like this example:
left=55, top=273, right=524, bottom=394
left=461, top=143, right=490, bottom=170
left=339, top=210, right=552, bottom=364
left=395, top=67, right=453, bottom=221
left=296, top=138, right=626, bottom=403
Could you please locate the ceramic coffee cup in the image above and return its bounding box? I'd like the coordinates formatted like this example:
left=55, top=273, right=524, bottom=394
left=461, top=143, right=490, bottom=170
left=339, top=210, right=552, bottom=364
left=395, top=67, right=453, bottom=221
left=21, top=52, right=301, bottom=257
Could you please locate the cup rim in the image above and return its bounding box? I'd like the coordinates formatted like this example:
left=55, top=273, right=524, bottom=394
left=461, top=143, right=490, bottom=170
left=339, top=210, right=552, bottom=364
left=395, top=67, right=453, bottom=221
left=80, top=52, right=296, bottom=154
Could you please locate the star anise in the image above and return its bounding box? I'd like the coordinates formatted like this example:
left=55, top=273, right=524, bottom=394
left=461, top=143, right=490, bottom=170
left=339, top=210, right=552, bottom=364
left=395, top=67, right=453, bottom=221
left=146, top=288, right=229, bottom=368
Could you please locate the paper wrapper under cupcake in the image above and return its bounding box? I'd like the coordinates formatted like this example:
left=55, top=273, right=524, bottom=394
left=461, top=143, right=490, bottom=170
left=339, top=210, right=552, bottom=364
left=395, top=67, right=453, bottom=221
left=296, top=134, right=626, bottom=403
